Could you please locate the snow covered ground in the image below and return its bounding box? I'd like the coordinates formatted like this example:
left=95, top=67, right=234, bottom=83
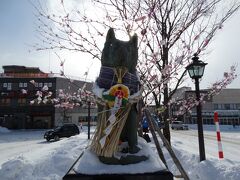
left=0, top=125, right=240, bottom=180
left=169, top=125, right=240, bottom=179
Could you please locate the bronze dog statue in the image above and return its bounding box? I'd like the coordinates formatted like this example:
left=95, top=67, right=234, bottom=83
left=91, top=28, right=146, bottom=164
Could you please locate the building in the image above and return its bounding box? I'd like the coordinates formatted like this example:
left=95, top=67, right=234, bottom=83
left=0, top=65, right=97, bottom=129
left=171, top=87, right=240, bottom=125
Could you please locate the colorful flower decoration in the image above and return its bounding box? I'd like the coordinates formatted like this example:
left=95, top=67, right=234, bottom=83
left=103, top=84, right=130, bottom=108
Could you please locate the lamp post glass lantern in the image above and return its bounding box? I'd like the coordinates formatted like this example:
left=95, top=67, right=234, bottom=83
left=186, top=54, right=207, bottom=79
left=186, top=54, right=207, bottom=162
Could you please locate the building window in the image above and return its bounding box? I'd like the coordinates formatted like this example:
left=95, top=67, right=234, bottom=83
left=7, top=83, right=12, bottom=90
left=18, top=98, right=26, bottom=106
left=19, top=82, right=23, bottom=88
left=19, top=82, right=27, bottom=88
left=35, top=82, right=39, bottom=87
left=0, top=98, right=10, bottom=106
left=48, top=83, right=52, bottom=87
left=214, top=104, right=226, bottom=110
left=224, top=104, right=230, bottom=110
left=236, top=104, right=240, bottom=110
left=3, top=83, right=7, bottom=88
left=230, top=104, right=235, bottom=110
left=218, top=104, right=223, bottom=110
left=39, top=83, right=43, bottom=87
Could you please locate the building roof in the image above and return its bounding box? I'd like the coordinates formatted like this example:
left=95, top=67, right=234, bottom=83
left=2, top=65, right=44, bottom=74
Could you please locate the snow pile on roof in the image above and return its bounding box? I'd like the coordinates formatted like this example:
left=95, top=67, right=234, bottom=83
left=0, top=126, right=10, bottom=133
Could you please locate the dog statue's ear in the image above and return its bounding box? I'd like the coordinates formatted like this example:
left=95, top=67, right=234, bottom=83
left=106, top=28, right=115, bottom=42
left=131, top=34, right=138, bottom=48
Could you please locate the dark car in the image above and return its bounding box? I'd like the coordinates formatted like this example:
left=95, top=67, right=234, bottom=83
left=44, top=123, right=80, bottom=141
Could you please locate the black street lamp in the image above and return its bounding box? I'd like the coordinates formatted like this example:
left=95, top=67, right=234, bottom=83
left=186, top=54, right=207, bottom=162
left=87, top=100, right=91, bottom=140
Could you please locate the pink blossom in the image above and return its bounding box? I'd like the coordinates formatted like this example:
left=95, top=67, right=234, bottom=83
left=30, top=80, right=35, bottom=85
left=36, top=91, right=43, bottom=97
left=42, top=85, right=48, bottom=91
left=30, top=100, right=35, bottom=105
left=21, top=89, right=27, bottom=94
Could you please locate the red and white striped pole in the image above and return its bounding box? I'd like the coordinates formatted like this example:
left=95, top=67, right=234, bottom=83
left=214, top=112, right=224, bottom=159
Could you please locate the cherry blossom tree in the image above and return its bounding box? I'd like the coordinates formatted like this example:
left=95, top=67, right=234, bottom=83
left=27, top=58, right=96, bottom=123
left=28, top=79, right=95, bottom=123
left=31, top=0, right=240, bottom=142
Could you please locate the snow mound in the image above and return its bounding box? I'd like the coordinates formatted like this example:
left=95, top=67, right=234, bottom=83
left=0, top=126, right=10, bottom=133
left=168, top=145, right=240, bottom=180
left=0, top=135, right=87, bottom=180
left=190, top=159, right=240, bottom=180
left=74, top=137, right=166, bottom=175
left=0, top=156, right=34, bottom=180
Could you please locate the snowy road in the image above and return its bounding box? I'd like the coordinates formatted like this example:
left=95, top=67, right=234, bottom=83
left=0, top=128, right=93, bottom=168
left=171, top=127, right=240, bottom=162
left=0, top=130, right=46, bottom=165
left=172, top=129, right=240, bottom=145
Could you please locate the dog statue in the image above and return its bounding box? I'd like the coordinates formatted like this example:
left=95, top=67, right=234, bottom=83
left=91, top=28, right=147, bottom=164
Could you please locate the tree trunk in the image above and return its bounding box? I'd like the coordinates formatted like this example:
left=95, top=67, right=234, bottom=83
left=163, top=89, right=171, bottom=143
left=162, top=29, right=171, bottom=143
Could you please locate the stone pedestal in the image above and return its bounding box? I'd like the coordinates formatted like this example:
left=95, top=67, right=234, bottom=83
left=63, top=138, right=173, bottom=180
left=63, top=170, right=173, bottom=180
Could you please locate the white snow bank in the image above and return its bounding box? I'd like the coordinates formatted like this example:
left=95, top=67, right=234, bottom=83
left=0, top=135, right=88, bottom=180
left=166, top=143, right=240, bottom=180
left=0, top=156, right=35, bottom=180
left=190, top=159, right=240, bottom=180
left=0, top=126, right=10, bottom=133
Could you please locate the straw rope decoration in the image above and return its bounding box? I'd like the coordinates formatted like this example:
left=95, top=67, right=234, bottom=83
left=90, top=67, right=134, bottom=157
left=91, top=105, right=131, bottom=157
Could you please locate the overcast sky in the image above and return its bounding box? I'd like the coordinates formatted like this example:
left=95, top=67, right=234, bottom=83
left=0, top=0, right=239, bottom=89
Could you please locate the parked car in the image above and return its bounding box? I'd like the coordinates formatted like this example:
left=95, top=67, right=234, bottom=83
left=171, top=121, right=189, bottom=130
left=44, top=123, right=80, bottom=141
